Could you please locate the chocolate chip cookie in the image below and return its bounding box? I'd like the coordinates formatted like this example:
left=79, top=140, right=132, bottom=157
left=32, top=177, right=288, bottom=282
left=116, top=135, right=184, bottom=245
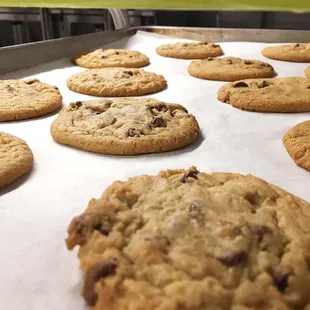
left=156, top=42, right=223, bottom=59
left=67, top=68, right=167, bottom=97
left=0, top=132, right=33, bottom=188
left=262, top=43, right=310, bottom=62
left=283, top=120, right=310, bottom=172
left=188, top=57, right=275, bottom=81
left=0, top=79, right=62, bottom=121
left=66, top=166, right=310, bottom=310
left=73, top=49, right=150, bottom=69
left=218, top=77, right=310, bottom=113
left=51, top=98, right=199, bottom=155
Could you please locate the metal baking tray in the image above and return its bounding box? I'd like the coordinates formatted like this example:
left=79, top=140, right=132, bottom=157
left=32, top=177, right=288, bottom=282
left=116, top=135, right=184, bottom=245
left=1, top=26, right=310, bottom=75
left=1, top=25, right=310, bottom=310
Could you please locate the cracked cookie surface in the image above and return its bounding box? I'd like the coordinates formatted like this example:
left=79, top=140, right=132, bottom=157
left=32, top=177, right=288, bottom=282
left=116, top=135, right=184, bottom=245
left=67, top=68, right=167, bottom=97
left=283, top=120, right=310, bottom=172
left=217, top=77, right=310, bottom=113
left=51, top=98, right=199, bottom=155
left=156, top=42, right=223, bottom=59
left=261, top=43, right=310, bottom=62
left=188, top=57, right=274, bottom=81
left=66, top=166, right=310, bottom=310
left=0, top=79, right=62, bottom=121
left=73, top=49, right=150, bottom=69
left=0, top=132, right=33, bottom=187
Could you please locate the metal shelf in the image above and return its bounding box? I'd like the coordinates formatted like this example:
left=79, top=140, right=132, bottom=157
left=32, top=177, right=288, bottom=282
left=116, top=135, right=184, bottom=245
left=0, top=0, right=310, bottom=11
left=0, top=8, right=130, bottom=46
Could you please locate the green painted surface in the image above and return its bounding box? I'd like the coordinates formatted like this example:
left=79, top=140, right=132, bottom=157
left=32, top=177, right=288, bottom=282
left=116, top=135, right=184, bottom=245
left=1, top=0, right=310, bottom=10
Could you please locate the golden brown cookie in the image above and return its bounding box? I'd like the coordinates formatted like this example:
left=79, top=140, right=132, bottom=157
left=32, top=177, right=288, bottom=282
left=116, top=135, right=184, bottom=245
left=218, top=77, right=310, bottom=113
left=283, top=120, right=310, bottom=172
left=0, top=132, right=33, bottom=188
left=67, top=68, right=167, bottom=97
left=262, top=43, right=310, bottom=62
left=51, top=98, right=200, bottom=155
left=66, top=166, right=310, bottom=310
left=73, top=49, right=150, bottom=69
left=305, top=66, right=310, bottom=78
left=156, top=42, right=223, bottom=59
left=188, top=57, right=275, bottom=81
left=0, top=79, right=62, bottom=122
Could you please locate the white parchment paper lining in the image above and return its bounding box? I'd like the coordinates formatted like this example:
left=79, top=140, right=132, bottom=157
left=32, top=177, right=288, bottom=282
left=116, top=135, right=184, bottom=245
left=1, top=31, right=309, bottom=310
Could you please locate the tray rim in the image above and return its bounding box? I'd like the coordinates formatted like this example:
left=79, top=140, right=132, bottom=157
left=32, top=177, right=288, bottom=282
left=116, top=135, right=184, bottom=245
left=1, top=25, right=310, bottom=75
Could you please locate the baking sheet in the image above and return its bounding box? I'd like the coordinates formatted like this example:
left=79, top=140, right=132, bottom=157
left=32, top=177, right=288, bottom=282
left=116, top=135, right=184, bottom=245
left=1, top=31, right=310, bottom=310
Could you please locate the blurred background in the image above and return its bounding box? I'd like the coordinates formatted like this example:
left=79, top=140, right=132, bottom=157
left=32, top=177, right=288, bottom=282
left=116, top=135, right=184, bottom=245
left=0, top=8, right=310, bottom=47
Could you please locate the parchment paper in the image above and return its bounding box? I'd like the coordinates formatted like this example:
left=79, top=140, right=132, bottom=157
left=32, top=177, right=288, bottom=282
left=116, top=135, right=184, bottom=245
left=1, top=31, right=309, bottom=310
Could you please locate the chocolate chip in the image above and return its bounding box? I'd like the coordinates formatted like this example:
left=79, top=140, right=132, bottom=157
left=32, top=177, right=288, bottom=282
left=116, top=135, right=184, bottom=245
left=151, top=117, right=167, bottom=128
left=25, top=79, right=38, bottom=85
left=226, top=59, right=233, bottom=65
left=82, top=260, right=117, bottom=306
left=188, top=202, right=202, bottom=218
left=129, top=55, right=133, bottom=58
left=66, top=213, right=106, bottom=250
left=101, top=55, right=107, bottom=59
left=233, top=82, right=248, bottom=88
left=124, top=70, right=134, bottom=76
left=94, top=224, right=109, bottom=236
left=212, top=44, right=219, bottom=48
left=153, top=104, right=168, bottom=112
left=244, top=60, right=252, bottom=65
left=233, top=227, right=243, bottom=236
left=128, top=129, right=141, bottom=137
left=248, top=224, right=272, bottom=242
left=207, top=57, right=215, bottom=61
left=181, top=168, right=199, bottom=183
left=272, top=271, right=289, bottom=292
left=53, top=86, right=59, bottom=90
left=294, top=43, right=300, bottom=47
left=115, top=52, right=120, bottom=55
left=257, top=80, right=269, bottom=88
left=245, top=193, right=261, bottom=207
left=69, top=213, right=101, bottom=235
left=6, top=85, right=14, bottom=92
left=218, top=250, right=248, bottom=266
left=70, top=101, right=83, bottom=109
